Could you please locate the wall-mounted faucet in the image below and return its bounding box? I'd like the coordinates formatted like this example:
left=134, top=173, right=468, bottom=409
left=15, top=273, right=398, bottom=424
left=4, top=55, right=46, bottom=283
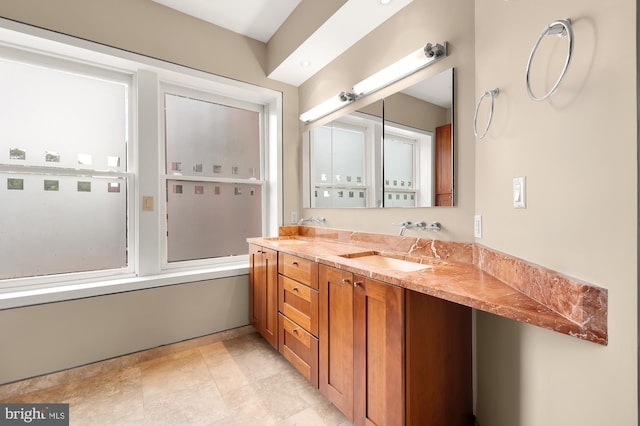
left=393, top=221, right=441, bottom=235
left=298, top=216, right=326, bottom=225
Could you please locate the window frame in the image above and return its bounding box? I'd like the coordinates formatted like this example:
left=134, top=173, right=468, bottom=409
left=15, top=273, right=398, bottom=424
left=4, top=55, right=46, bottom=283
left=0, top=18, right=282, bottom=308
left=159, top=83, right=268, bottom=271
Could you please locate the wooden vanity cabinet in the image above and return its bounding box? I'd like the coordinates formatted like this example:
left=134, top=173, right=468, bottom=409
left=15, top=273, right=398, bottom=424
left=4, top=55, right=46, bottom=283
left=353, top=276, right=404, bottom=426
left=319, top=265, right=473, bottom=426
left=249, top=244, right=278, bottom=349
left=277, top=252, right=320, bottom=386
left=319, top=265, right=355, bottom=421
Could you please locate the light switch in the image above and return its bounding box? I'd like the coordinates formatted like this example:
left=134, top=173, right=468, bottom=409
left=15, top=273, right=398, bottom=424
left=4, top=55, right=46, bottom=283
left=513, top=177, right=526, bottom=208
left=143, top=196, right=154, bottom=211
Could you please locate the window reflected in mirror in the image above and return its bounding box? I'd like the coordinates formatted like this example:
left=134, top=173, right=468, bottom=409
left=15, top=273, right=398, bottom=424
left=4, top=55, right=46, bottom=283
left=303, top=68, right=453, bottom=208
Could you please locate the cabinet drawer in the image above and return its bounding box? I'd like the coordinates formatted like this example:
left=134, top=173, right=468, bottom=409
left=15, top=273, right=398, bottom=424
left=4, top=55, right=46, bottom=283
left=279, top=313, right=319, bottom=387
left=278, top=253, right=319, bottom=289
left=279, top=275, right=319, bottom=336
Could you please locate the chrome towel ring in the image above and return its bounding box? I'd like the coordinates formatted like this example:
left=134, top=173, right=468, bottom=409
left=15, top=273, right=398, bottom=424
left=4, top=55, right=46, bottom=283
left=525, top=19, right=573, bottom=101
left=473, top=89, right=499, bottom=140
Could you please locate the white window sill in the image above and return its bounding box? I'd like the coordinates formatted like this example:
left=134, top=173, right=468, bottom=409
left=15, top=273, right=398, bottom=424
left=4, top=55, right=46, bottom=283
left=0, top=262, right=249, bottom=310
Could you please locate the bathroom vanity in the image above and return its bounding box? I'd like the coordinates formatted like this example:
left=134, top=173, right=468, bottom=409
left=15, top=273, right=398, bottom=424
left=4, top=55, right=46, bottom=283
left=248, top=225, right=607, bottom=426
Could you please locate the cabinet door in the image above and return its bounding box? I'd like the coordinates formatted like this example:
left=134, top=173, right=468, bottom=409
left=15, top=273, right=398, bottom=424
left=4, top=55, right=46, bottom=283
left=248, top=244, right=278, bottom=349
left=319, top=265, right=354, bottom=421
left=249, top=244, right=264, bottom=331
left=263, top=246, right=278, bottom=348
left=353, top=276, right=404, bottom=426
left=435, top=123, right=452, bottom=206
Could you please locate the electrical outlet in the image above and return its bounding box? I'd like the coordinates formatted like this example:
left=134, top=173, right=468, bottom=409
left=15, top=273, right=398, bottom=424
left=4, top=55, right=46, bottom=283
left=474, top=215, right=482, bottom=238
left=142, top=196, right=154, bottom=211
left=291, top=211, right=298, bottom=224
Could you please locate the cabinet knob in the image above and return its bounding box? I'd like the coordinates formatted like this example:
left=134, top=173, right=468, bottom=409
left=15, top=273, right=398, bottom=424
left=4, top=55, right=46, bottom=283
left=353, top=281, right=363, bottom=287
left=341, top=278, right=350, bottom=284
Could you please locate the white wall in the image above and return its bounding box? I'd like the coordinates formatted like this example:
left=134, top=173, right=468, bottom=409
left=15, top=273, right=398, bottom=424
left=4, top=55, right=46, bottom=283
left=473, top=0, right=637, bottom=424
left=297, top=0, right=637, bottom=424
left=298, top=0, right=477, bottom=243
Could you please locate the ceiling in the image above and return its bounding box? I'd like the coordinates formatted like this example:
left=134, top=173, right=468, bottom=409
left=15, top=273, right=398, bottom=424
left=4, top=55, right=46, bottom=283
left=152, top=0, right=415, bottom=87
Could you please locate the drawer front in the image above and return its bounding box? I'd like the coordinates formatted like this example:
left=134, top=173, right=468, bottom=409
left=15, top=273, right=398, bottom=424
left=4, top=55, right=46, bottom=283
left=279, top=314, right=319, bottom=387
left=278, top=253, right=318, bottom=289
left=278, top=275, right=319, bottom=336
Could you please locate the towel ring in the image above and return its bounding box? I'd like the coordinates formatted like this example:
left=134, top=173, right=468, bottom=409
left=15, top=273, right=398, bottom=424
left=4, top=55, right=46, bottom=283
left=526, top=19, right=573, bottom=101
left=474, top=89, right=499, bottom=140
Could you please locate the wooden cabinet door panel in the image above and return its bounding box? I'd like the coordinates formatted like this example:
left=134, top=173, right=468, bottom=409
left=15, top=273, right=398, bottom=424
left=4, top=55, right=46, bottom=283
left=353, top=277, right=404, bottom=426
left=249, top=245, right=264, bottom=331
left=319, top=265, right=354, bottom=421
left=263, top=247, right=278, bottom=348
left=248, top=244, right=278, bottom=349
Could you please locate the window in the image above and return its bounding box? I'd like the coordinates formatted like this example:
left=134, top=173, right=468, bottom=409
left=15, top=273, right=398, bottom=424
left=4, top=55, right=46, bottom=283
left=384, top=134, right=417, bottom=207
left=0, top=22, right=281, bottom=301
left=162, top=89, right=264, bottom=263
left=0, top=54, right=132, bottom=281
left=309, top=118, right=372, bottom=208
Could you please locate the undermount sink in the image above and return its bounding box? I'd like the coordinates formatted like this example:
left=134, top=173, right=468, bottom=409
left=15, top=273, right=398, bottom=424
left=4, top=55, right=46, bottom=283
left=339, top=252, right=432, bottom=272
left=264, top=237, right=310, bottom=245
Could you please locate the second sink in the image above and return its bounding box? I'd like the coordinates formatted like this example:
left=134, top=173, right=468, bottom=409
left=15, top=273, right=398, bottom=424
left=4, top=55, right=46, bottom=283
left=339, top=252, right=432, bottom=272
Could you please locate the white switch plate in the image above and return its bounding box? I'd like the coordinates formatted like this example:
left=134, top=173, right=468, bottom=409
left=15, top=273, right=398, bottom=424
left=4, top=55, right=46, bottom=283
left=513, top=177, right=526, bottom=209
left=474, top=215, right=482, bottom=238
left=291, top=211, right=298, bottom=224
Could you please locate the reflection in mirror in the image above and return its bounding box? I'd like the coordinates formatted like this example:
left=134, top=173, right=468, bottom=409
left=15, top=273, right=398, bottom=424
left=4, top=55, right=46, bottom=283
left=383, top=68, right=453, bottom=207
left=302, top=68, right=453, bottom=208
left=303, top=101, right=383, bottom=208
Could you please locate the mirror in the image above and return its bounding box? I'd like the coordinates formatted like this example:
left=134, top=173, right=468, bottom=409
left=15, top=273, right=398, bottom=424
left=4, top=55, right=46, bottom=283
left=302, top=67, right=453, bottom=208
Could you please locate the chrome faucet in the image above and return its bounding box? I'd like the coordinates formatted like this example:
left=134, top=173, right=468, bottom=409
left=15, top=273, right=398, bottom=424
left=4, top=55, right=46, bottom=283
left=298, top=216, right=326, bottom=225
left=394, top=221, right=415, bottom=236
left=394, top=221, right=441, bottom=235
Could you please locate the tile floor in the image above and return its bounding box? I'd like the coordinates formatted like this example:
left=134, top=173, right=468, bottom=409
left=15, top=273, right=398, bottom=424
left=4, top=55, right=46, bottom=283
left=1, top=331, right=352, bottom=425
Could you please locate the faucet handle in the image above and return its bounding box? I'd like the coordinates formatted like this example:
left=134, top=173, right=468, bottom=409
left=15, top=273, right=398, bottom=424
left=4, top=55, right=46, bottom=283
left=392, top=221, right=412, bottom=227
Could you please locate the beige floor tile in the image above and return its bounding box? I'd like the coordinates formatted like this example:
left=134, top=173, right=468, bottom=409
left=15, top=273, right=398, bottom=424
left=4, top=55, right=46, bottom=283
left=140, top=348, right=212, bottom=398
left=3, top=331, right=354, bottom=425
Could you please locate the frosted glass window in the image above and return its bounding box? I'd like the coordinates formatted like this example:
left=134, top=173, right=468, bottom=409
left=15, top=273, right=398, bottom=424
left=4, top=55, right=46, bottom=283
left=163, top=88, right=264, bottom=263
left=312, top=125, right=365, bottom=185
left=384, top=137, right=415, bottom=189
left=0, top=57, right=130, bottom=280
left=310, top=122, right=367, bottom=208
left=164, top=94, right=260, bottom=179
left=0, top=59, right=127, bottom=171
left=167, top=181, right=262, bottom=262
left=0, top=174, right=127, bottom=280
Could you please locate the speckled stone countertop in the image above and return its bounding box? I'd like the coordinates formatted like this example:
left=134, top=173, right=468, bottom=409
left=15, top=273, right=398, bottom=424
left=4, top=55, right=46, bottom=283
left=248, top=226, right=607, bottom=345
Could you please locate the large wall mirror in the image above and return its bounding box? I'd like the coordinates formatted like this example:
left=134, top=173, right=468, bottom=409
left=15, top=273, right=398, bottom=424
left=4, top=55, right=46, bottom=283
left=302, top=67, right=454, bottom=208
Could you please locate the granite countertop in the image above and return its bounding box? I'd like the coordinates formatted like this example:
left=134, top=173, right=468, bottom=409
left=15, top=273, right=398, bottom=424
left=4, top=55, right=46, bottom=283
left=248, top=226, right=607, bottom=345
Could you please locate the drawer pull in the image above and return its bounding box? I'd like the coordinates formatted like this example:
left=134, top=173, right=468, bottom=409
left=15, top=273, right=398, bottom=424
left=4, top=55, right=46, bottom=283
left=292, top=261, right=299, bottom=266
left=292, top=287, right=299, bottom=292
left=353, top=281, right=363, bottom=287
left=292, top=328, right=299, bottom=334
left=341, top=278, right=350, bottom=284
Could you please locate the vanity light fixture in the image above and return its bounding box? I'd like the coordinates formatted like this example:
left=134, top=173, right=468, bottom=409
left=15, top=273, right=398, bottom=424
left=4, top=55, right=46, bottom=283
left=299, top=41, right=447, bottom=123
left=299, top=91, right=357, bottom=123
left=352, top=41, right=448, bottom=97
